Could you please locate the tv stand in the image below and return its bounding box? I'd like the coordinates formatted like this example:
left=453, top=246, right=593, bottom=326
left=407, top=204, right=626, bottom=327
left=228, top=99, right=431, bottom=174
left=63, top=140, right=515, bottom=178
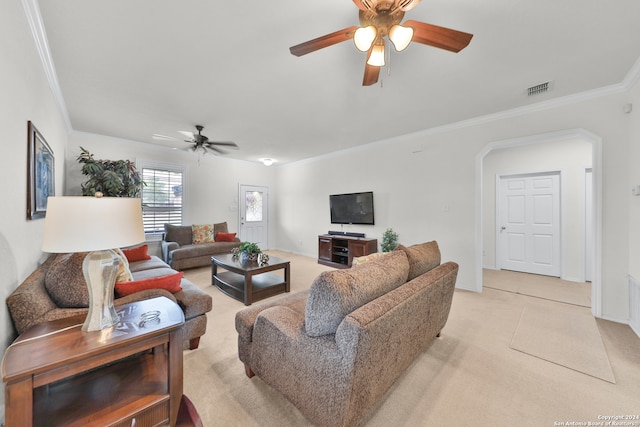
left=318, top=235, right=377, bottom=269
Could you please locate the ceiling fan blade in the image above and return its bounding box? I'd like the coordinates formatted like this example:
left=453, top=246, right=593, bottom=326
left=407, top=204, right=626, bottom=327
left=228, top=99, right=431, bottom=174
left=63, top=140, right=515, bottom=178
left=206, top=146, right=226, bottom=155
left=352, top=0, right=375, bottom=11
left=179, top=130, right=194, bottom=139
left=152, top=133, right=177, bottom=141
left=290, top=26, right=358, bottom=57
left=362, top=62, right=380, bottom=86
left=206, top=141, right=239, bottom=150
left=396, top=0, right=421, bottom=11
left=404, top=20, right=473, bottom=53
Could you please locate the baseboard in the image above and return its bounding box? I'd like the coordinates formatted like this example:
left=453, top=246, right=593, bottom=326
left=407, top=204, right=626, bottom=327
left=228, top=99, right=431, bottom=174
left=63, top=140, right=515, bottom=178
left=560, top=275, right=585, bottom=283
left=597, top=314, right=639, bottom=339
left=628, top=275, right=640, bottom=338
left=631, top=322, right=640, bottom=339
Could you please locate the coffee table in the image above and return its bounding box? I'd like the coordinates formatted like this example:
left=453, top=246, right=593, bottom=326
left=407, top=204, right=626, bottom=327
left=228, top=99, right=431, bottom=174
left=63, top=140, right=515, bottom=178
left=211, top=253, right=290, bottom=305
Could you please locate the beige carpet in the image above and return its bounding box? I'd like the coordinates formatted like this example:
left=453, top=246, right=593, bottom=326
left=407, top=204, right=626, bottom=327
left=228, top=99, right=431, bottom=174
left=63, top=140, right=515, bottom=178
left=483, top=268, right=591, bottom=307
left=181, top=251, right=640, bottom=426
left=510, top=302, right=616, bottom=383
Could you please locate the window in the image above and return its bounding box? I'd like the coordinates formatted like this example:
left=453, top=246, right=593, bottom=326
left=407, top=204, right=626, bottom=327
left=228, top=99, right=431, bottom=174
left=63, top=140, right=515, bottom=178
left=245, top=191, right=263, bottom=222
left=140, top=162, right=184, bottom=236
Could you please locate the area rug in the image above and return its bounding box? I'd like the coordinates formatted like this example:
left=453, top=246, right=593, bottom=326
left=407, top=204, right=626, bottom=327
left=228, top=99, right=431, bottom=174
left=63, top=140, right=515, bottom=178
left=510, top=302, right=615, bottom=383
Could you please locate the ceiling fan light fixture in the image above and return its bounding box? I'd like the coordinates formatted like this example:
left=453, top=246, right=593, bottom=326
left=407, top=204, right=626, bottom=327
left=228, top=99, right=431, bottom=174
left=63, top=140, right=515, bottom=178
left=354, top=25, right=377, bottom=51
left=367, top=42, right=385, bottom=66
left=389, top=24, right=413, bottom=51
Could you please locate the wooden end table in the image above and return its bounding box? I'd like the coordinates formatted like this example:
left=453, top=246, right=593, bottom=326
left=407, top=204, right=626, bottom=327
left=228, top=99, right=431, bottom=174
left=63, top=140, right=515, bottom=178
left=211, top=253, right=290, bottom=305
left=2, top=296, right=184, bottom=427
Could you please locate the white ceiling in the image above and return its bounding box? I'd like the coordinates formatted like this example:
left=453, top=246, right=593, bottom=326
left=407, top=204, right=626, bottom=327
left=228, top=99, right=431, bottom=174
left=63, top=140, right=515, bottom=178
left=36, top=0, right=640, bottom=165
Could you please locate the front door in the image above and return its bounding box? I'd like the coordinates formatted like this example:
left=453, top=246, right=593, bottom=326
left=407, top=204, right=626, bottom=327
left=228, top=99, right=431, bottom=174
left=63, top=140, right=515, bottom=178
left=498, top=172, right=561, bottom=277
left=238, top=185, right=269, bottom=249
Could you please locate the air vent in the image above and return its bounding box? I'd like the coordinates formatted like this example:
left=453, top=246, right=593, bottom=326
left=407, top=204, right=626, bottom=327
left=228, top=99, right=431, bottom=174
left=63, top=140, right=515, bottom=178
left=527, top=81, right=551, bottom=96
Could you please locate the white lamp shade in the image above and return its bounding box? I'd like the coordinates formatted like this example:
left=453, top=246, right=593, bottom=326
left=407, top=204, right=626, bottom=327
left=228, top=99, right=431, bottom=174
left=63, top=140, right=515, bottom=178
left=367, top=43, right=386, bottom=66
left=42, top=196, right=145, bottom=253
left=389, top=25, right=414, bottom=51
left=354, top=26, right=377, bottom=52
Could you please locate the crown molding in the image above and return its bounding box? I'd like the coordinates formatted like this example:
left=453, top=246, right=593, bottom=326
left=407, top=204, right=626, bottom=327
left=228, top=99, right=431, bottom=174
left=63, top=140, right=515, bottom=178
left=21, top=0, right=640, bottom=154
left=21, top=0, right=72, bottom=132
left=287, top=55, right=640, bottom=168
left=622, top=56, right=640, bottom=90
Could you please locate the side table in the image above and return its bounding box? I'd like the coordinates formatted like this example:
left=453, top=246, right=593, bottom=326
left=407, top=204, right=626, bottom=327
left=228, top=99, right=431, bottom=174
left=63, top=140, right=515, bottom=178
left=2, top=296, right=184, bottom=427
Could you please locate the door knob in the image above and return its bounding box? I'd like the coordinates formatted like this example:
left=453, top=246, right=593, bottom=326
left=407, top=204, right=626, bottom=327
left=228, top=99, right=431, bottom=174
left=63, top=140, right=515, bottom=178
left=501, top=226, right=506, bottom=231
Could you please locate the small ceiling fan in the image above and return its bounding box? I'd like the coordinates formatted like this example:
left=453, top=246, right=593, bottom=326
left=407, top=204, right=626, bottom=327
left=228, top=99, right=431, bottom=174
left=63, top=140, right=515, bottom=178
left=153, top=125, right=239, bottom=155
left=289, top=0, right=473, bottom=86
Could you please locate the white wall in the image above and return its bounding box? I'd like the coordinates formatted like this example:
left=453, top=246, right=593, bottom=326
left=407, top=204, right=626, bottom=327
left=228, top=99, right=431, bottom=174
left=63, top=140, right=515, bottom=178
left=0, top=0, right=70, bottom=420
left=65, top=132, right=278, bottom=253
left=277, top=91, right=631, bottom=323
left=628, top=82, right=640, bottom=282
left=482, top=137, right=593, bottom=281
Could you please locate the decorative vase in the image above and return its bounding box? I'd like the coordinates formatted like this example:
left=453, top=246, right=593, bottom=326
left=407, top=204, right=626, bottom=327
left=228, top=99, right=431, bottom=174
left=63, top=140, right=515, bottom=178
left=240, top=251, right=258, bottom=264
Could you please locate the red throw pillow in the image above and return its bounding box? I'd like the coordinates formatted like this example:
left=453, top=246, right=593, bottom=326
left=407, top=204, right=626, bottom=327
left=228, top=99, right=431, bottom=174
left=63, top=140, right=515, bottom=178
left=115, top=272, right=183, bottom=297
left=215, top=232, right=236, bottom=242
left=122, top=244, right=151, bottom=262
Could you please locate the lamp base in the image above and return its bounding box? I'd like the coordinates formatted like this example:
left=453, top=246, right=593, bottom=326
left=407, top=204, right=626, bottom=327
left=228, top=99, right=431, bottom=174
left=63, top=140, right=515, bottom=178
left=82, top=249, right=120, bottom=332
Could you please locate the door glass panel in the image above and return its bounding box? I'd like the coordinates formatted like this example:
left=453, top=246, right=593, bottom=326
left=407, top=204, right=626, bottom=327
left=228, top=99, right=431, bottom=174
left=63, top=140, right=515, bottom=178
left=245, top=191, right=263, bottom=222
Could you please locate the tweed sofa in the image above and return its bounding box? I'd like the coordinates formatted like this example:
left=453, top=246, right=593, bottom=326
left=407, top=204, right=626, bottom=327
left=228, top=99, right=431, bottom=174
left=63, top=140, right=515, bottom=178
left=235, top=241, right=458, bottom=427
left=161, top=222, right=241, bottom=270
left=7, top=250, right=212, bottom=350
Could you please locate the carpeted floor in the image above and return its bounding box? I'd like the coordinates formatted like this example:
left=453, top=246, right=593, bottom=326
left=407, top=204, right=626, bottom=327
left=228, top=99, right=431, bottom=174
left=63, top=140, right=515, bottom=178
left=182, top=252, right=640, bottom=427
left=483, top=268, right=591, bottom=307
left=510, top=301, right=615, bottom=383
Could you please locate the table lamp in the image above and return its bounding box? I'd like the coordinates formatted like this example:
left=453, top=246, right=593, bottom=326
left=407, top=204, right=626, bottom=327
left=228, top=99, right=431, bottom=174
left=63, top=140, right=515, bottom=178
left=41, top=195, right=145, bottom=332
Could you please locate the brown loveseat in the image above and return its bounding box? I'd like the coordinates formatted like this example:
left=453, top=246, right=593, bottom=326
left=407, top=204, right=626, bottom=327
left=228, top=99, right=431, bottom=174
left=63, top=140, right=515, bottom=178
left=7, top=251, right=212, bottom=350
left=235, top=241, right=458, bottom=427
left=161, top=222, right=241, bottom=270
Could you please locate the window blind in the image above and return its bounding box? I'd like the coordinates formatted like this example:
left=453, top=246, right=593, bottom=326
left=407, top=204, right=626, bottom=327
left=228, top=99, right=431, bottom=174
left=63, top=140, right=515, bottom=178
left=141, top=167, right=183, bottom=234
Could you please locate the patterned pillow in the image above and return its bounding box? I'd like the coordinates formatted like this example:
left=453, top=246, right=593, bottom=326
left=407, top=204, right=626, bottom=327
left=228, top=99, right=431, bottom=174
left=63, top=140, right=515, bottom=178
left=45, top=252, right=90, bottom=308
left=192, top=224, right=215, bottom=244
left=305, top=250, right=409, bottom=337
left=396, top=241, right=441, bottom=281
left=352, top=251, right=387, bottom=266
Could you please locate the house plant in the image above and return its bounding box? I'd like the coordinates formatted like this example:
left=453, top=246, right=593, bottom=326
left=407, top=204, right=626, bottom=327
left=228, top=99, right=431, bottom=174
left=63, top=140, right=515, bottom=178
left=77, top=146, right=144, bottom=197
left=381, top=228, right=399, bottom=252
left=233, top=242, right=265, bottom=263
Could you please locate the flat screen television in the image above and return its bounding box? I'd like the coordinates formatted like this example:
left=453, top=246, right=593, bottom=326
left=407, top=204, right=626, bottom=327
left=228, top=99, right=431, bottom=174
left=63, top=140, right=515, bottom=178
left=330, top=191, right=375, bottom=225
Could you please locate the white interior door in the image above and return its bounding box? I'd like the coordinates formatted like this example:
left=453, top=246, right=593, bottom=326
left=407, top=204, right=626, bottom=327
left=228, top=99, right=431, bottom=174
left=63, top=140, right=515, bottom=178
left=238, top=185, right=269, bottom=249
left=498, top=172, right=561, bottom=277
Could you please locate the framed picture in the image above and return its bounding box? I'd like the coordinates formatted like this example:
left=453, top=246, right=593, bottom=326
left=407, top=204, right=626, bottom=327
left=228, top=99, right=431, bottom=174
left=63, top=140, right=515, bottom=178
left=27, top=121, right=55, bottom=220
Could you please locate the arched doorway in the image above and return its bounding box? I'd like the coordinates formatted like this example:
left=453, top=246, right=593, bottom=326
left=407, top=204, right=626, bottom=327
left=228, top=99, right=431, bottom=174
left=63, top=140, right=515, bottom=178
left=475, top=129, right=603, bottom=316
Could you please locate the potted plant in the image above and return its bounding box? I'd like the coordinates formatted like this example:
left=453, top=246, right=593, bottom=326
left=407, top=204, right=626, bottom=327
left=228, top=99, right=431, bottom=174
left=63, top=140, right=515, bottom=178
left=381, top=228, right=399, bottom=252
left=77, top=147, right=144, bottom=197
left=233, top=242, right=263, bottom=263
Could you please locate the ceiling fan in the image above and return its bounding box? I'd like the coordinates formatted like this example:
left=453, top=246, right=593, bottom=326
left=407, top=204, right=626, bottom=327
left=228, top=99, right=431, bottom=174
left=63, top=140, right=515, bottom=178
left=289, top=0, right=473, bottom=86
left=153, top=125, right=239, bottom=155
